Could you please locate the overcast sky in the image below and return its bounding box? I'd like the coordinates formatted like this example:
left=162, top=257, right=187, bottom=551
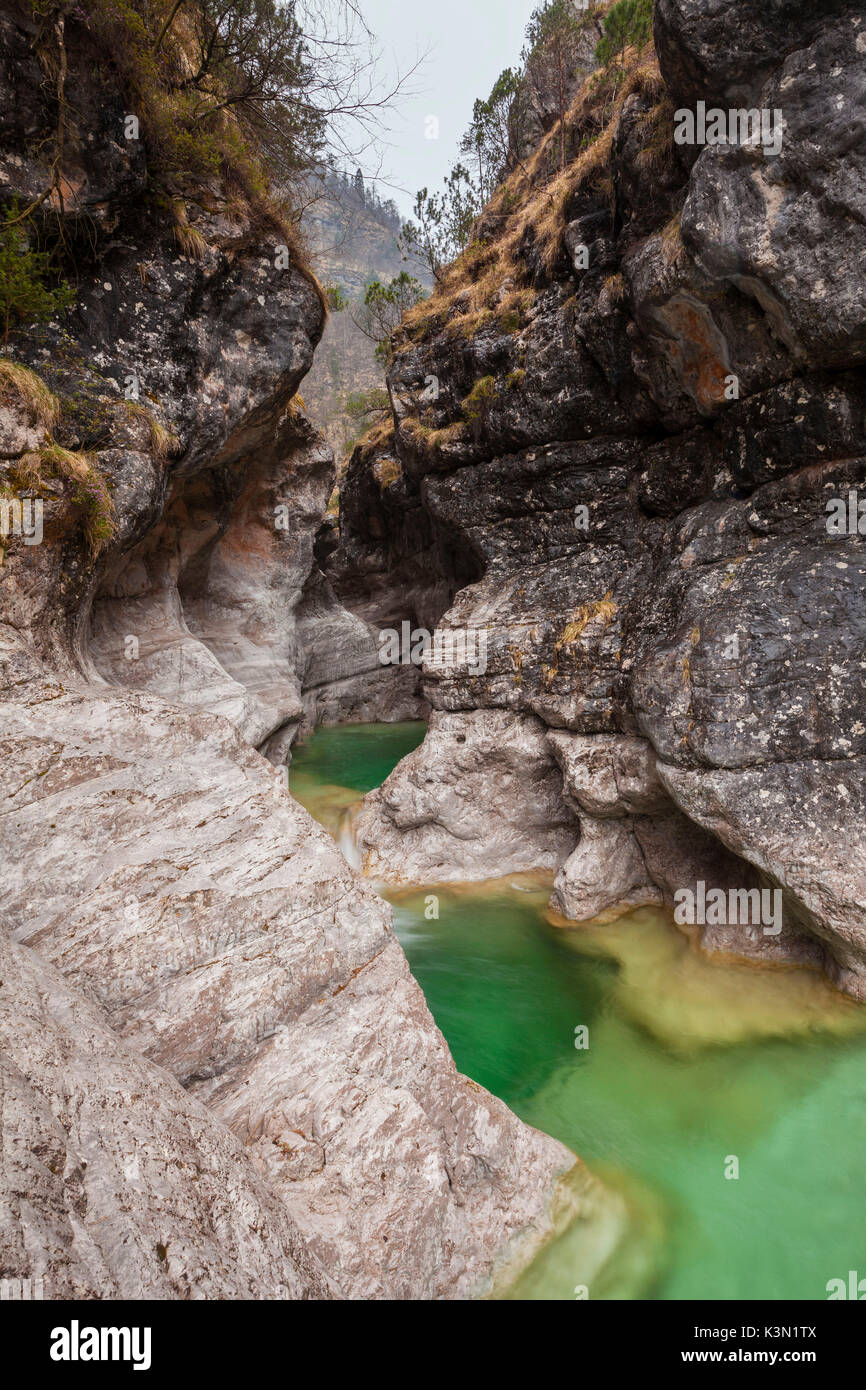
left=355, top=0, right=539, bottom=219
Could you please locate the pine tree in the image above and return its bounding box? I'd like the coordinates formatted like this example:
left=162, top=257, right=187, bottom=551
left=525, top=0, right=586, bottom=170
left=595, top=0, right=653, bottom=71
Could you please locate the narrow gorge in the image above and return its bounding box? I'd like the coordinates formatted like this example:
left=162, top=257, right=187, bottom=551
left=1, top=0, right=864, bottom=1310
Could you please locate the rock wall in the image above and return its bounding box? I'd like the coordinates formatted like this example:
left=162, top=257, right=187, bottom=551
left=346, top=2, right=866, bottom=996
left=0, top=2, right=586, bottom=1300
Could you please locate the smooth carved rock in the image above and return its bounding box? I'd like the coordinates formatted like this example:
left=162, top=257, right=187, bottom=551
left=659, top=760, right=866, bottom=991
left=90, top=419, right=333, bottom=757
left=547, top=732, right=668, bottom=818
left=552, top=816, right=662, bottom=921
left=355, top=709, right=580, bottom=883
left=204, top=939, right=575, bottom=1299
left=1, top=653, right=575, bottom=1297
left=0, top=2, right=581, bottom=1300
left=0, top=930, right=331, bottom=1301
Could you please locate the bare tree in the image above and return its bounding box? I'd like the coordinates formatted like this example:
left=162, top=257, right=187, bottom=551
left=157, top=0, right=425, bottom=193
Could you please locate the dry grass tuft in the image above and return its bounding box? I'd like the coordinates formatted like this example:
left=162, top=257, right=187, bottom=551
left=39, top=442, right=93, bottom=483
left=400, top=417, right=467, bottom=457
left=125, top=402, right=180, bottom=462
left=355, top=417, right=396, bottom=464
left=0, top=362, right=60, bottom=430
left=401, top=42, right=667, bottom=341
left=172, top=202, right=210, bottom=261
left=372, top=455, right=402, bottom=489
left=602, top=272, right=627, bottom=305
left=147, top=417, right=177, bottom=461
left=11, top=443, right=118, bottom=556
left=543, top=592, right=618, bottom=686
left=635, top=95, right=677, bottom=175
left=660, top=210, right=684, bottom=264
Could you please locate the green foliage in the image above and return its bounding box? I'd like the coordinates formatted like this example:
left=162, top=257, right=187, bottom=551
left=595, top=0, right=653, bottom=69
left=352, top=272, right=425, bottom=364
left=401, top=1, right=603, bottom=275
left=170, top=0, right=326, bottom=183
left=523, top=0, right=601, bottom=169
left=44, top=443, right=116, bottom=556
left=20, top=0, right=406, bottom=239
left=70, top=467, right=117, bottom=555
left=0, top=203, right=73, bottom=349
left=78, top=0, right=294, bottom=199
left=325, top=284, right=349, bottom=312
left=345, top=387, right=390, bottom=421
left=524, top=0, right=585, bottom=58
left=13, top=440, right=117, bottom=556
left=460, top=68, right=521, bottom=205
left=400, top=164, right=481, bottom=284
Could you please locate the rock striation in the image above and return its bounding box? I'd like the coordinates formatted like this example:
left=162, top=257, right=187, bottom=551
left=0, top=2, right=583, bottom=1300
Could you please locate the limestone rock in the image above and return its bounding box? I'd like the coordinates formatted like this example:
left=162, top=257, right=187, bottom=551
left=0, top=930, right=330, bottom=1301
left=2, top=669, right=573, bottom=1297
left=551, top=816, right=662, bottom=921
left=341, top=3, right=866, bottom=994
left=547, top=732, right=668, bottom=818
left=355, top=709, right=579, bottom=883
left=0, top=1, right=582, bottom=1302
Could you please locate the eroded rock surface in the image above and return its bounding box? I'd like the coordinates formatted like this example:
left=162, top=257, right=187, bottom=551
left=0, top=928, right=331, bottom=1300
left=2, top=670, right=573, bottom=1298
left=344, top=2, right=866, bottom=995
left=0, top=2, right=583, bottom=1301
left=355, top=709, right=578, bottom=883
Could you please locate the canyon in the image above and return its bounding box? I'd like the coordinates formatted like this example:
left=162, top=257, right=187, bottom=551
left=0, top=0, right=577, bottom=1299
left=338, top=0, right=866, bottom=998
left=1, top=0, right=864, bottom=1302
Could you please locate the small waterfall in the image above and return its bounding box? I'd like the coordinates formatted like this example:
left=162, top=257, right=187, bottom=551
left=335, top=802, right=362, bottom=870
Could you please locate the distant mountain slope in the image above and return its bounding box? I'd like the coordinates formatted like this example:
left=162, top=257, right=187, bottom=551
left=301, top=170, right=431, bottom=464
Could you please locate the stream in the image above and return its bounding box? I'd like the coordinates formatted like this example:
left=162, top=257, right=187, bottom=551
left=290, top=720, right=866, bottom=1301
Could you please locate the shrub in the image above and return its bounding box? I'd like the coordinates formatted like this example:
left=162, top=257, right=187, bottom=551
left=0, top=203, right=74, bottom=349
left=124, top=401, right=180, bottom=461
left=345, top=387, right=390, bottom=422
left=325, top=284, right=349, bottom=312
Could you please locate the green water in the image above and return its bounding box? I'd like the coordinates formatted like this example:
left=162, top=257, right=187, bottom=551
left=291, top=721, right=866, bottom=1301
